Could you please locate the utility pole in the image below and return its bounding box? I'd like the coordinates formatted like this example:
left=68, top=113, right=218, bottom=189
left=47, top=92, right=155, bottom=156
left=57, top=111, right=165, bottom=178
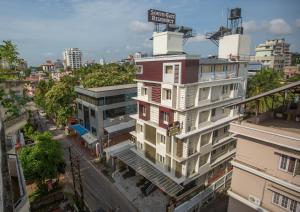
left=68, top=146, right=85, bottom=211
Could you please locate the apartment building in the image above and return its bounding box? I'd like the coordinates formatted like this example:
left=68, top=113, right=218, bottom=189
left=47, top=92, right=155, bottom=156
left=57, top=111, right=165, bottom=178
left=251, top=39, right=291, bottom=71
left=109, top=31, right=250, bottom=206
left=63, top=48, right=82, bottom=70
left=227, top=82, right=300, bottom=212
left=75, top=84, right=137, bottom=149
left=41, top=60, right=55, bottom=72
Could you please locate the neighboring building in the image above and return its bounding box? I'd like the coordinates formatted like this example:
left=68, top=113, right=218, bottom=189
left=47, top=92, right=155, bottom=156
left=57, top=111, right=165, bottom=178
left=291, top=52, right=300, bottom=66
left=247, top=61, right=263, bottom=77
left=0, top=58, right=11, bottom=69
left=99, top=58, right=105, bottom=65
left=0, top=79, right=30, bottom=212
left=63, top=48, right=82, bottom=70
left=51, top=70, right=72, bottom=81
left=16, top=59, right=28, bottom=71
left=227, top=82, right=300, bottom=212
left=251, top=39, right=291, bottom=71
left=283, top=65, right=300, bottom=79
left=41, top=60, right=55, bottom=72
left=75, top=84, right=137, bottom=149
left=54, top=59, right=64, bottom=71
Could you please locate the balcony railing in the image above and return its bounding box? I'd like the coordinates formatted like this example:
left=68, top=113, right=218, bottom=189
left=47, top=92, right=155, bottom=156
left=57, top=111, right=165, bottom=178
left=199, top=71, right=237, bottom=82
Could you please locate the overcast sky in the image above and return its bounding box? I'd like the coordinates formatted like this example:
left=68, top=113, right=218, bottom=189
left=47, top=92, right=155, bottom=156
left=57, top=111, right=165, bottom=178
left=0, top=0, right=300, bottom=66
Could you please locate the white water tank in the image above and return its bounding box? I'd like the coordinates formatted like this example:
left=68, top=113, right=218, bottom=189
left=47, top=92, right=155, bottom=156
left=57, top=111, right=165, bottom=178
left=153, top=31, right=184, bottom=55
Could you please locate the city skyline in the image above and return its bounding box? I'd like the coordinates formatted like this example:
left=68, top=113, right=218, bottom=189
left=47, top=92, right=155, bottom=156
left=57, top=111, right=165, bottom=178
left=0, top=0, right=300, bottom=66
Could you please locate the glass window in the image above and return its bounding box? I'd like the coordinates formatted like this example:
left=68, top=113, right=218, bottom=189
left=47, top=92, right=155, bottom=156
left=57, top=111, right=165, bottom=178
left=281, top=196, right=288, bottom=208
left=91, top=127, right=97, bottom=136
left=211, top=108, right=216, bottom=116
left=157, top=133, right=166, bottom=144
left=272, top=192, right=280, bottom=204
left=142, top=105, right=146, bottom=116
left=165, top=65, right=173, bottom=74
left=141, top=87, right=148, bottom=96
left=78, top=103, right=82, bottom=110
left=136, top=65, right=143, bottom=74
left=103, top=107, right=126, bottom=120
left=163, top=89, right=172, bottom=100
left=290, top=199, right=297, bottom=212
left=162, top=112, right=169, bottom=124
left=90, top=109, right=95, bottom=117
left=288, top=157, right=296, bottom=173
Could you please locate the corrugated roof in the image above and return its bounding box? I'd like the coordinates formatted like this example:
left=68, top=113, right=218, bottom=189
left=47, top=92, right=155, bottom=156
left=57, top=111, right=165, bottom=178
left=114, top=148, right=183, bottom=197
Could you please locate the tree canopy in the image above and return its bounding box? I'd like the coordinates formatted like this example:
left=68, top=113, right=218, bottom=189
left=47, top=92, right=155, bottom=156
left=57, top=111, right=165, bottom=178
left=19, top=131, right=65, bottom=186
left=76, top=63, right=136, bottom=88
left=0, top=40, right=20, bottom=69
left=247, top=68, right=283, bottom=113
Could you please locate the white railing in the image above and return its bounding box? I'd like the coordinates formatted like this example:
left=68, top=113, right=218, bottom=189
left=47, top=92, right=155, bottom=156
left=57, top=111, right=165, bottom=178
left=173, top=171, right=233, bottom=212
left=199, top=71, right=237, bottom=82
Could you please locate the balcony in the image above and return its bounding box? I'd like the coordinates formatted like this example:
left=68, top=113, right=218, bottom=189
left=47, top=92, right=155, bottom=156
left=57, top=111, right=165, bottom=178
left=199, top=71, right=237, bottom=82
left=4, top=112, right=28, bottom=134
left=212, top=132, right=231, bottom=145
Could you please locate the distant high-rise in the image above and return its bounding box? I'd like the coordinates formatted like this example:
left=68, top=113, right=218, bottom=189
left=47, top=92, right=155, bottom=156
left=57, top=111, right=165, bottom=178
left=63, top=48, right=82, bottom=70
left=251, top=39, right=291, bottom=71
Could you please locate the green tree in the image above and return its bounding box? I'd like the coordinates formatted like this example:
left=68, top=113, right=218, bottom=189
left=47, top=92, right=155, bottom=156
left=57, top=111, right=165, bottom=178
left=19, top=131, right=65, bottom=188
left=0, top=40, right=19, bottom=70
left=247, top=68, right=283, bottom=112
left=34, top=80, right=54, bottom=109
left=45, top=81, right=75, bottom=125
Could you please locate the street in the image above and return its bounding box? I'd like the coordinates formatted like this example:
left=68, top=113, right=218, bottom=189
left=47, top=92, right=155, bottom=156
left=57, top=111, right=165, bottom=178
left=34, top=110, right=137, bottom=212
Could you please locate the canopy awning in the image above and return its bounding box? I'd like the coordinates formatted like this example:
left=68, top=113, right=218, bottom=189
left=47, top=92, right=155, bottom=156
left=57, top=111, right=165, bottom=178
left=82, top=133, right=98, bottom=145
left=114, top=148, right=184, bottom=197
left=104, top=120, right=135, bottom=135
left=70, top=124, right=88, bottom=136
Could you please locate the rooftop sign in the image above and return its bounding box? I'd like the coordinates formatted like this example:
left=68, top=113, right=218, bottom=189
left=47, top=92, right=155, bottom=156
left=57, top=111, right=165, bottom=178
left=148, top=9, right=176, bottom=25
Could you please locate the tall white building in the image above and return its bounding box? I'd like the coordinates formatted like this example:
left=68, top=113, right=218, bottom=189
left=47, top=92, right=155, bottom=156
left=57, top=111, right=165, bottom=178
left=251, top=39, right=291, bottom=71
left=111, top=30, right=250, bottom=210
left=63, top=48, right=82, bottom=70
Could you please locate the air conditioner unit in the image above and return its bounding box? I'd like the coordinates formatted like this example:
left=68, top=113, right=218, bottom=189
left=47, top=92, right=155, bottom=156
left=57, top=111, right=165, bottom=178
left=248, top=195, right=261, bottom=206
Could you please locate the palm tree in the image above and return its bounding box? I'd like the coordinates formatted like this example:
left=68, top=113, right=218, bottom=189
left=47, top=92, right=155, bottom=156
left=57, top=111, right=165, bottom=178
left=247, top=69, right=283, bottom=113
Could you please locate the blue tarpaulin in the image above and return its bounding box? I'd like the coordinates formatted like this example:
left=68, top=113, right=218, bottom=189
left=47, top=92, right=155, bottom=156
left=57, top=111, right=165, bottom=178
left=71, top=124, right=88, bottom=136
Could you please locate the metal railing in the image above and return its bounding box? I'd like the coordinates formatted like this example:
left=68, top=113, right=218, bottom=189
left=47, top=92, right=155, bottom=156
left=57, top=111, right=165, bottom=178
left=172, top=171, right=233, bottom=212
left=199, top=71, right=237, bottom=82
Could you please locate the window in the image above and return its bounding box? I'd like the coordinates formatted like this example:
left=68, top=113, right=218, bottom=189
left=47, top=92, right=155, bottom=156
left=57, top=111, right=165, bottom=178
left=213, top=130, right=218, bottom=138
left=136, top=65, right=143, bottom=74
left=142, top=106, right=146, bottom=116
left=165, top=65, right=173, bottom=74
left=198, top=87, right=209, bottom=101
left=91, top=127, right=97, bottom=136
left=222, top=85, right=229, bottom=94
left=290, top=200, right=297, bottom=212
left=279, top=154, right=297, bottom=174
left=272, top=192, right=299, bottom=211
left=163, top=89, right=172, bottom=100
left=136, top=124, right=143, bottom=133
left=157, top=154, right=165, bottom=163
left=90, top=109, right=95, bottom=117
left=103, top=107, right=126, bottom=120
left=158, top=133, right=166, bottom=144
left=281, top=196, right=289, bottom=208
left=211, top=108, right=216, bottom=117
left=162, top=112, right=169, bottom=124
left=272, top=192, right=280, bottom=204
left=78, top=103, right=82, bottom=110
left=141, top=87, right=148, bottom=96
left=224, top=126, right=229, bottom=133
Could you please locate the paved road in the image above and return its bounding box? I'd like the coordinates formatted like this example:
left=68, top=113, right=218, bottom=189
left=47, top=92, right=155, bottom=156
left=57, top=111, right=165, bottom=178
left=34, top=111, right=137, bottom=212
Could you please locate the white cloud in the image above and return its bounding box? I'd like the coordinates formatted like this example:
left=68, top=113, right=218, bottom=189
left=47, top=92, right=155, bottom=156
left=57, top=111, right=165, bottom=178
left=269, top=18, right=292, bottom=35
left=296, top=18, right=300, bottom=27
left=129, top=20, right=153, bottom=33
left=243, top=18, right=292, bottom=35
